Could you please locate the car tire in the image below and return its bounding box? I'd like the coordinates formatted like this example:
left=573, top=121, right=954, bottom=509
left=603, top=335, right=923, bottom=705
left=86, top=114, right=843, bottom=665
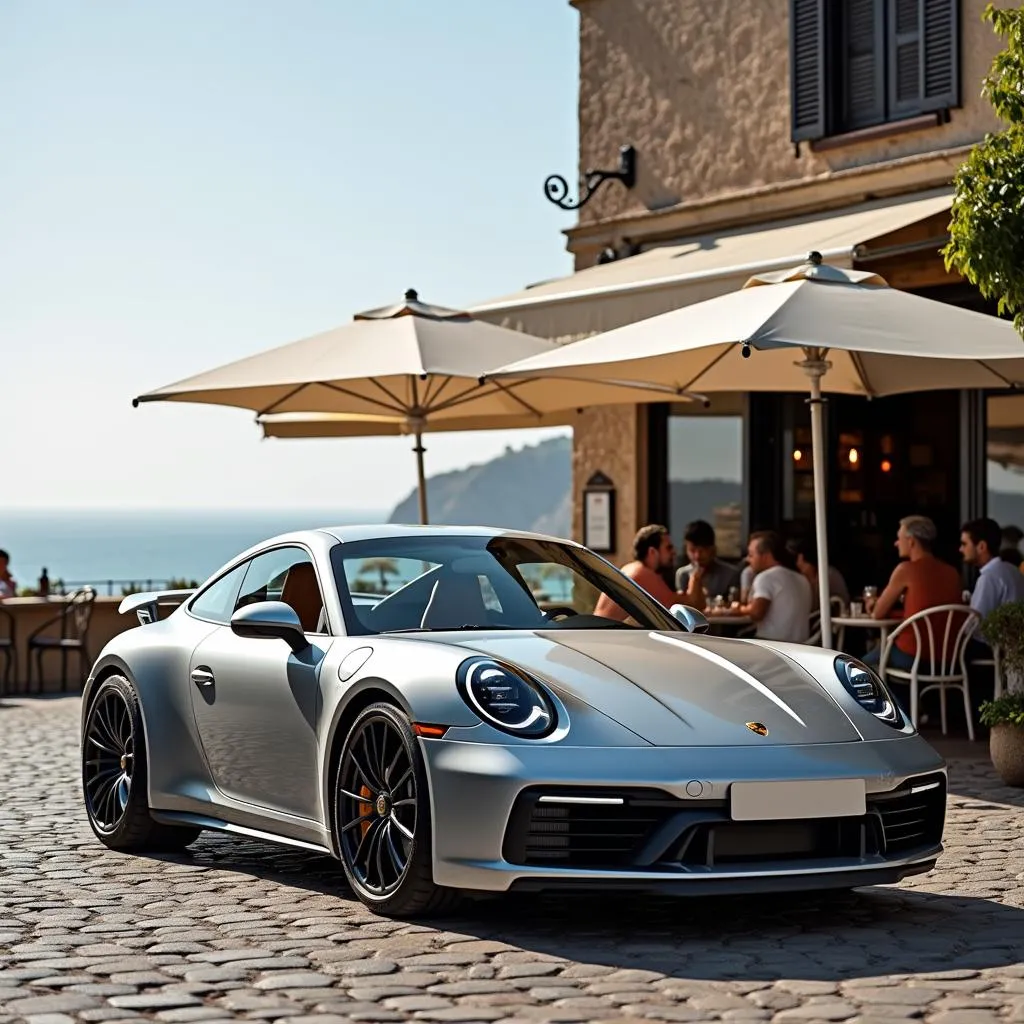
left=333, top=701, right=459, bottom=917
left=82, top=674, right=202, bottom=852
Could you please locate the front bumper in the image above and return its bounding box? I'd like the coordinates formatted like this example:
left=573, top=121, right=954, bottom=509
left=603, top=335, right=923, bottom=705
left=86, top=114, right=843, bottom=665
left=421, top=736, right=946, bottom=893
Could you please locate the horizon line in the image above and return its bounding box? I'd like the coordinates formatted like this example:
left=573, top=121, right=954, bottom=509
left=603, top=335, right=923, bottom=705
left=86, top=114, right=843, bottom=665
left=0, top=505, right=392, bottom=514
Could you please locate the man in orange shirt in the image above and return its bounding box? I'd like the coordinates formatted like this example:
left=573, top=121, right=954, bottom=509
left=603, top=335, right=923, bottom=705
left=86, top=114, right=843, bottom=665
left=594, top=525, right=705, bottom=621
left=864, top=515, right=962, bottom=671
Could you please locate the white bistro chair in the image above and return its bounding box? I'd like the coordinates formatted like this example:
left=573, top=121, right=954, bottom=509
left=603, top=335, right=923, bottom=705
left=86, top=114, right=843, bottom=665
left=807, top=596, right=846, bottom=647
left=877, top=604, right=981, bottom=740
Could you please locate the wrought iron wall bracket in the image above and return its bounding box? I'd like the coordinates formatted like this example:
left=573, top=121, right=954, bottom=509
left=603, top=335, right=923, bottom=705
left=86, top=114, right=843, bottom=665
left=544, top=145, right=636, bottom=211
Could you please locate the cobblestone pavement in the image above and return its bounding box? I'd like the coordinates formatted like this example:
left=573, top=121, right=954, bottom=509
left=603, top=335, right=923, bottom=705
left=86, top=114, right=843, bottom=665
left=2, top=697, right=1023, bottom=1024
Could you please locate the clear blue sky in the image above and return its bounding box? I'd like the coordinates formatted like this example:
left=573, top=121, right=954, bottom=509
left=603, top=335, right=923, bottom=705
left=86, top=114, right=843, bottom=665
left=0, top=0, right=579, bottom=512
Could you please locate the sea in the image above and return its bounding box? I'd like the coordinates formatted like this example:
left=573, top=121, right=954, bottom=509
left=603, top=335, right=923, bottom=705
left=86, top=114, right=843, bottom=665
left=0, top=508, right=388, bottom=593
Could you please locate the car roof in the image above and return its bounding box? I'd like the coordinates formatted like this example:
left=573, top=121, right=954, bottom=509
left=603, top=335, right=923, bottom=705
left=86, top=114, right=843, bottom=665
left=317, top=523, right=576, bottom=546
left=208, top=523, right=581, bottom=576
left=192, top=524, right=583, bottom=597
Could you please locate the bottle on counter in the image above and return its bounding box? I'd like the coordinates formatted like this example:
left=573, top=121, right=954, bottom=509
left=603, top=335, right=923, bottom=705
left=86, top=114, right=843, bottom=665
left=39, top=568, right=50, bottom=598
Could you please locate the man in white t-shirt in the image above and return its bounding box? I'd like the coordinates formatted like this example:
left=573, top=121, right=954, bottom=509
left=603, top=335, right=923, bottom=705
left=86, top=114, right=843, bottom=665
left=739, top=531, right=812, bottom=643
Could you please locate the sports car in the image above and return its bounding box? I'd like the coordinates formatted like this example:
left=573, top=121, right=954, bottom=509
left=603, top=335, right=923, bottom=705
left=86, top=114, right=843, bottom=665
left=81, top=525, right=946, bottom=917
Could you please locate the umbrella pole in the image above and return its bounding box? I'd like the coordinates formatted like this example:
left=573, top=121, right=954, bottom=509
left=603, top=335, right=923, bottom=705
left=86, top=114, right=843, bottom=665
left=803, top=358, right=832, bottom=648
left=413, top=431, right=428, bottom=525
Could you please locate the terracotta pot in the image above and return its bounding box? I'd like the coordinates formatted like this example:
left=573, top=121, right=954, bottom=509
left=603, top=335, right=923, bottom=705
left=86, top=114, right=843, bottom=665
left=989, top=723, right=1024, bottom=788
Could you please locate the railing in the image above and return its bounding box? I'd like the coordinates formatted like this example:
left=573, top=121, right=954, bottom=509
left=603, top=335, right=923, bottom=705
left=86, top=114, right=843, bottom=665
left=47, top=578, right=176, bottom=598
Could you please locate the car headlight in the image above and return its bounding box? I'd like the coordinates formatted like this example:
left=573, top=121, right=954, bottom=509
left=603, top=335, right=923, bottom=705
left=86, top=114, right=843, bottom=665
left=456, top=657, right=556, bottom=738
left=834, top=655, right=904, bottom=728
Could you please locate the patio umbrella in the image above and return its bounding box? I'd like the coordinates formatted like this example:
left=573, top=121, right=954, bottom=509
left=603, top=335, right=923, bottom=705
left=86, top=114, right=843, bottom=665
left=134, top=290, right=695, bottom=524
left=487, top=253, right=1024, bottom=646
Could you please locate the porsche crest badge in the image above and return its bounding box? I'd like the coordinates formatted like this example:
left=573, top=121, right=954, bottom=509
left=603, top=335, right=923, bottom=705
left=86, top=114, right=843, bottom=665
left=745, top=722, right=769, bottom=736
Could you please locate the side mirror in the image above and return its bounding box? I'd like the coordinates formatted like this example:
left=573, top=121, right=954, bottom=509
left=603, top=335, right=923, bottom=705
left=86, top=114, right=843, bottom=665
left=230, top=601, right=309, bottom=653
left=670, top=604, right=710, bottom=634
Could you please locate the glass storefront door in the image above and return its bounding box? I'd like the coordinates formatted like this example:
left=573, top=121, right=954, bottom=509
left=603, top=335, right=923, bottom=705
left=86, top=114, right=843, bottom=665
left=825, top=391, right=962, bottom=594
left=746, top=390, right=962, bottom=596
left=659, top=395, right=747, bottom=560
left=651, top=388, right=966, bottom=596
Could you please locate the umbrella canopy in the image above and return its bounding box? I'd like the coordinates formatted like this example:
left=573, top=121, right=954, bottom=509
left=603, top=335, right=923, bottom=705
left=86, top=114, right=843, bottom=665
left=488, top=253, right=1024, bottom=649
left=486, top=259, right=1024, bottom=397
left=135, top=290, right=694, bottom=524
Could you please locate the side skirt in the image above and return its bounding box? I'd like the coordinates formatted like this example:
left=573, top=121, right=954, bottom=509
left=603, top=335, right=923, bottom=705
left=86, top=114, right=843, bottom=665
left=151, top=810, right=335, bottom=856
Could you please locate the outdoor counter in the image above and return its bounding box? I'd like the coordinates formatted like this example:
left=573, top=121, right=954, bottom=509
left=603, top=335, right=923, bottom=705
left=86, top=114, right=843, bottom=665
left=0, top=596, right=133, bottom=694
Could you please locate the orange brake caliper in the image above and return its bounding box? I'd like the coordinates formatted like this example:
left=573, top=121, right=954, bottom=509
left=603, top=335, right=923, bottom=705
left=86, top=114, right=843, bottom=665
left=358, top=784, right=372, bottom=838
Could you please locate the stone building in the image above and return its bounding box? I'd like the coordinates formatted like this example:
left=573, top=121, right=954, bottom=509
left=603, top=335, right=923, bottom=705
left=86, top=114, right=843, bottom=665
left=472, top=0, right=1021, bottom=589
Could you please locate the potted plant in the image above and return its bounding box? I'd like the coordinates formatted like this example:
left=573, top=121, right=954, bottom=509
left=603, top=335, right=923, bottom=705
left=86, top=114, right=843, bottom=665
left=978, top=600, right=1024, bottom=787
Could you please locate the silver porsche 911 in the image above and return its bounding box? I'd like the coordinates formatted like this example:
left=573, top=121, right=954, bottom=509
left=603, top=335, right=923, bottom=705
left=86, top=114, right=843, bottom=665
left=81, top=525, right=946, bottom=917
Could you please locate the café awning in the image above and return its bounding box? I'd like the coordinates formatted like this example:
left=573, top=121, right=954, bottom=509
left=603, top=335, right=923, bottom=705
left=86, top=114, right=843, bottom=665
left=469, top=190, right=953, bottom=340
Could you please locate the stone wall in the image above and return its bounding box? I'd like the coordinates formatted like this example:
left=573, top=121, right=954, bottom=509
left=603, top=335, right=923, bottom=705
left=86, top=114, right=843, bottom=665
left=571, top=404, right=647, bottom=568
left=572, top=0, right=1002, bottom=248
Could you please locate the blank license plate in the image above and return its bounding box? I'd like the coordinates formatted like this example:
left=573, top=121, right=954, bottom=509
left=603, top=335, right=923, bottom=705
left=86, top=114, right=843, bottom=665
left=730, top=779, right=866, bottom=821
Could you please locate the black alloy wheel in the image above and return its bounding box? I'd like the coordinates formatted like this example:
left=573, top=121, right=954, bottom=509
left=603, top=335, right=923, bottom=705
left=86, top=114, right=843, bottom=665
left=82, top=674, right=201, bottom=851
left=334, top=702, right=457, bottom=916
left=84, top=685, right=136, bottom=832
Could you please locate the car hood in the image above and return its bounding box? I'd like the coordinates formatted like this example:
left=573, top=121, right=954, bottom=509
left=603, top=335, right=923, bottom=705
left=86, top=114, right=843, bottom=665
left=444, top=629, right=860, bottom=746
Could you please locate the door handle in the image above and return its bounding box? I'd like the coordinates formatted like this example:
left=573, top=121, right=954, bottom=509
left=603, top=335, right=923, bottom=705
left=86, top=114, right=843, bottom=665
left=190, top=667, right=215, bottom=688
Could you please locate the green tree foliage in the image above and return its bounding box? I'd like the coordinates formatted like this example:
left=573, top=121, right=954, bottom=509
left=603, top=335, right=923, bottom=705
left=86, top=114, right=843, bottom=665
left=944, top=5, right=1024, bottom=336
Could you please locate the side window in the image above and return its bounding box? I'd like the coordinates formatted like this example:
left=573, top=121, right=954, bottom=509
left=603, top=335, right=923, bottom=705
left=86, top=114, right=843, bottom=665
left=188, top=563, right=249, bottom=625
left=515, top=560, right=600, bottom=616
left=236, top=547, right=326, bottom=634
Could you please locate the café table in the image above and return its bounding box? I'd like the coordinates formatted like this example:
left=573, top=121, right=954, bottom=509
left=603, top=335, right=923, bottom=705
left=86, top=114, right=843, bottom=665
left=704, top=613, right=753, bottom=627
left=703, top=611, right=754, bottom=637
left=831, top=613, right=902, bottom=655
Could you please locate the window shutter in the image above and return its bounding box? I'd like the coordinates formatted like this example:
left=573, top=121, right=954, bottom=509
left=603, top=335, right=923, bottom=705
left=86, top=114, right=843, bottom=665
left=844, top=0, right=886, bottom=129
left=790, top=0, right=826, bottom=142
left=888, top=0, right=924, bottom=117
left=888, top=0, right=959, bottom=117
left=921, top=0, right=959, bottom=111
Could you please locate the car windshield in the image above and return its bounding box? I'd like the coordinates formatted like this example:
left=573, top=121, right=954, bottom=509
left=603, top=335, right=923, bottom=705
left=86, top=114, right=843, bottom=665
left=330, top=535, right=682, bottom=636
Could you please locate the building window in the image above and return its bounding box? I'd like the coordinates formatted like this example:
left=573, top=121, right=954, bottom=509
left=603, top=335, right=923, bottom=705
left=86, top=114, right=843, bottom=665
left=666, top=399, right=746, bottom=560
left=791, top=0, right=959, bottom=143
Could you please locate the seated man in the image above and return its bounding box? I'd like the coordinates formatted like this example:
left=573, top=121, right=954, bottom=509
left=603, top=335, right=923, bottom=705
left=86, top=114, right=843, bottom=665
left=786, top=537, right=850, bottom=611
left=594, top=524, right=705, bottom=621
left=865, top=515, right=962, bottom=671
left=738, top=531, right=811, bottom=643
left=961, top=517, right=1024, bottom=638
left=675, top=520, right=740, bottom=601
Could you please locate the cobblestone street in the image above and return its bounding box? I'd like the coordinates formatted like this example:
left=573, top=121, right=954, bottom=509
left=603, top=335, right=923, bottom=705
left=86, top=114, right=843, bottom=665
left=1, top=696, right=1023, bottom=1024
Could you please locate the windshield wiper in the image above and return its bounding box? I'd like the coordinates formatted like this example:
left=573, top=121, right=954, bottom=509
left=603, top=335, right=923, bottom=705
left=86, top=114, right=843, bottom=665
left=380, top=624, right=526, bottom=633
left=543, top=621, right=636, bottom=629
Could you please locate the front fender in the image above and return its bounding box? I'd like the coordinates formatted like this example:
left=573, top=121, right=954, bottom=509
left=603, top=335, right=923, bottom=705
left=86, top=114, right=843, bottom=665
left=318, top=674, right=418, bottom=852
